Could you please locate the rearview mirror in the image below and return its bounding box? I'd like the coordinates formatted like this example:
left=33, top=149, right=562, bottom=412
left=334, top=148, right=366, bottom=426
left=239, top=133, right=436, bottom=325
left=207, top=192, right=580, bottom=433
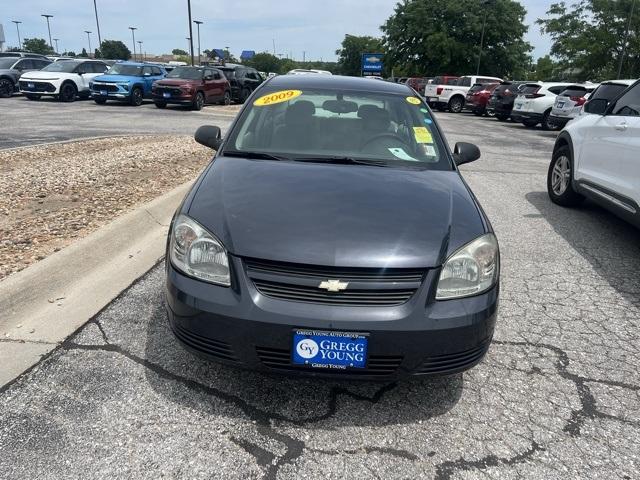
left=453, top=142, right=481, bottom=166
left=194, top=125, right=222, bottom=150
left=584, top=98, right=608, bottom=115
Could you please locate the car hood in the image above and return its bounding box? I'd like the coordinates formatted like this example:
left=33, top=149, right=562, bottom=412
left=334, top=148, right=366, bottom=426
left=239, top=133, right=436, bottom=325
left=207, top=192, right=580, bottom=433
left=20, top=71, right=74, bottom=80
left=155, top=78, right=199, bottom=87
left=186, top=157, right=487, bottom=269
left=92, top=74, right=139, bottom=83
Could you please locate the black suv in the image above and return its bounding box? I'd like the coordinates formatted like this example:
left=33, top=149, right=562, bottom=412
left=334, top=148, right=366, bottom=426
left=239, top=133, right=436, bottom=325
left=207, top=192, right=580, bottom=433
left=217, top=64, right=263, bottom=103
left=486, top=81, right=527, bottom=121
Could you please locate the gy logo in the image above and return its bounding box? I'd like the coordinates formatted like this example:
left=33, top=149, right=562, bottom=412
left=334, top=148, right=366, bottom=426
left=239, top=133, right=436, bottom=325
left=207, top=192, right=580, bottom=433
left=296, top=339, right=319, bottom=359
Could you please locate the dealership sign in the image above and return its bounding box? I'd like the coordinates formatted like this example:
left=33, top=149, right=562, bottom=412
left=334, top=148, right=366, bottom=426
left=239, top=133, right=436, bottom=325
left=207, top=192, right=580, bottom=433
left=361, top=53, right=383, bottom=76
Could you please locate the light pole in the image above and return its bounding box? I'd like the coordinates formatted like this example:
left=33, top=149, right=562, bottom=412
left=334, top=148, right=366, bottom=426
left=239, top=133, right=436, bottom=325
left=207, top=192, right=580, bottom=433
left=93, top=0, right=102, bottom=49
left=618, top=0, right=637, bottom=78
left=53, top=38, right=60, bottom=54
left=129, top=26, right=137, bottom=61
left=187, top=0, right=195, bottom=66
left=225, top=46, right=230, bottom=62
left=85, top=31, right=92, bottom=57
left=42, top=14, right=54, bottom=50
left=137, top=41, right=143, bottom=61
left=193, top=20, right=203, bottom=65
left=476, top=1, right=491, bottom=75
left=11, top=21, right=22, bottom=50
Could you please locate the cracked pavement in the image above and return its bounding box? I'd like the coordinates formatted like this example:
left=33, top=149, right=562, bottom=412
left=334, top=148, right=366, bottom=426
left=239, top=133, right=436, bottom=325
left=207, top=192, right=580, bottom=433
left=1, top=113, right=639, bottom=479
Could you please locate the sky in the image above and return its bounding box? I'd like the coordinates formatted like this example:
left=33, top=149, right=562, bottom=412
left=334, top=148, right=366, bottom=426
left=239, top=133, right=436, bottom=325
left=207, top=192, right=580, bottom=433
left=1, top=0, right=553, bottom=62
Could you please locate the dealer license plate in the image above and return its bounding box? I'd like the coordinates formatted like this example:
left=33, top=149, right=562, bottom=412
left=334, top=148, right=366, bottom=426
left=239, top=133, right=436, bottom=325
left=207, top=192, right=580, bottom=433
left=557, top=101, right=565, bottom=108
left=515, top=102, right=523, bottom=109
left=163, top=92, right=171, bottom=98
left=28, top=83, right=34, bottom=89
left=292, top=330, right=368, bottom=369
left=429, top=97, right=439, bottom=102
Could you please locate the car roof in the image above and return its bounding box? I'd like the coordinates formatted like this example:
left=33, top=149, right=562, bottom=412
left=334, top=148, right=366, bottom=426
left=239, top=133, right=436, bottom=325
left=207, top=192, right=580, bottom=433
left=264, top=74, right=413, bottom=95
left=600, top=79, right=636, bottom=86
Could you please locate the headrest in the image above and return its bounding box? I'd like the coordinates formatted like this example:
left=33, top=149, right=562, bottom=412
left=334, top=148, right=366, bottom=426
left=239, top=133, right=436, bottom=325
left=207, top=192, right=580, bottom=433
left=285, top=101, right=316, bottom=124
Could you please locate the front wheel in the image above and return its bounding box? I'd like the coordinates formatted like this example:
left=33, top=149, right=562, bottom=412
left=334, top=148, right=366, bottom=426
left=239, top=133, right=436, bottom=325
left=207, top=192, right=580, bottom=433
left=59, top=83, right=77, bottom=102
left=448, top=97, right=464, bottom=113
left=0, top=78, right=14, bottom=98
left=155, top=101, right=167, bottom=109
left=220, top=90, right=231, bottom=106
left=130, top=87, right=143, bottom=106
left=192, top=92, right=205, bottom=111
left=547, top=146, right=584, bottom=207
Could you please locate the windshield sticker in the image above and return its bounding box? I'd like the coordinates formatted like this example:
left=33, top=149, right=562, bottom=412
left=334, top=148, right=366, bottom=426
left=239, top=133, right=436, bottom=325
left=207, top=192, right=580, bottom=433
left=420, top=108, right=429, bottom=113
left=254, top=90, right=302, bottom=106
left=424, top=118, right=433, bottom=124
left=422, top=145, right=437, bottom=157
left=413, top=127, right=433, bottom=144
left=406, top=96, right=421, bottom=105
left=388, top=148, right=418, bottom=161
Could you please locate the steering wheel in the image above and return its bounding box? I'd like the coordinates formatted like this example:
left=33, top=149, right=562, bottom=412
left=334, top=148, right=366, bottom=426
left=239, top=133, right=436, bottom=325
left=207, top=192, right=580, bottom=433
left=360, top=132, right=414, bottom=154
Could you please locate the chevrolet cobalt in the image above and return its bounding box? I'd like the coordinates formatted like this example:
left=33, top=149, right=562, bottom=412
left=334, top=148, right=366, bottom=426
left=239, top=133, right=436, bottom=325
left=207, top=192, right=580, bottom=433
left=165, top=75, right=499, bottom=380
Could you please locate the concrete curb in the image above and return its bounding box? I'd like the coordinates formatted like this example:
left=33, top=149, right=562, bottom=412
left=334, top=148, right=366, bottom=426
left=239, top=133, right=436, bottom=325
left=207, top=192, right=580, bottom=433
left=0, top=181, right=192, bottom=387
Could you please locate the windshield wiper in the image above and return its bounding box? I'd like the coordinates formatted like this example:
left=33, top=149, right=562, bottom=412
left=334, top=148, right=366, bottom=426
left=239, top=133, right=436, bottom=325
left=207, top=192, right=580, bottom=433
left=292, top=156, right=389, bottom=167
left=222, top=151, right=289, bottom=161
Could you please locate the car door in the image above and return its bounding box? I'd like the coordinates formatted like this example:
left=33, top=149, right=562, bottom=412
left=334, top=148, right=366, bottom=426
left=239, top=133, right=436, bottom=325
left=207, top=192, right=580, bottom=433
left=203, top=68, right=219, bottom=101
left=75, top=62, right=94, bottom=90
left=141, top=66, right=155, bottom=94
left=13, top=59, right=36, bottom=77
left=575, top=82, right=640, bottom=206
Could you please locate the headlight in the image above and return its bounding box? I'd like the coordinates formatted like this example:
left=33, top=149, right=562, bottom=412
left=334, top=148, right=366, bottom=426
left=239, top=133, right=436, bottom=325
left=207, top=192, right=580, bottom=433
left=435, top=233, right=499, bottom=300
left=169, top=214, right=230, bottom=286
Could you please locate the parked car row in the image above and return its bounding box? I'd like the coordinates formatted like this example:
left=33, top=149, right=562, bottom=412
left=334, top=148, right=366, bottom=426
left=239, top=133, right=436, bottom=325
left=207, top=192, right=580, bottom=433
left=1, top=55, right=265, bottom=109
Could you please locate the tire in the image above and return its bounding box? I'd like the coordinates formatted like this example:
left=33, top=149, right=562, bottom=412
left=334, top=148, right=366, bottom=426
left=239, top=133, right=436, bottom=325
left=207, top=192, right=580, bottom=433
left=496, top=113, right=509, bottom=121
left=130, top=87, right=143, bottom=106
left=547, top=146, right=584, bottom=207
left=26, top=93, right=41, bottom=101
left=192, top=92, right=205, bottom=111
left=485, top=109, right=495, bottom=118
left=155, top=101, right=167, bottom=109
left=522, top=119, right=538, bottom=128
left=448, top=96, right=464, bottom=113
left=220, top=90, right=231, bottom=106
left=94, top=98, right=107, bottom=104
left=541, top=110, right=558, bottom=131
left=59, top=82, right=77, bottom=102
left=0, top=78, right=14, bottom=98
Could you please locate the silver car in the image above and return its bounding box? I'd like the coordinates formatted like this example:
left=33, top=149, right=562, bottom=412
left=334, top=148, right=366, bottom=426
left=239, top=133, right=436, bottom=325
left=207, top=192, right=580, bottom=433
left=0, top=56, right=52, bottom=98
left=549, top=84, right=598, bottom=128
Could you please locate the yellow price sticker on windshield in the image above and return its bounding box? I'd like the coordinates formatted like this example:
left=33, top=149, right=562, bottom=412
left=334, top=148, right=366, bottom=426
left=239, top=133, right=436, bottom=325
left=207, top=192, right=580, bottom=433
left=413, top=126, right=433, bottom=144
left=406, top=96, right=421, bottom=105
left=254, top=90, right=302, bottom=106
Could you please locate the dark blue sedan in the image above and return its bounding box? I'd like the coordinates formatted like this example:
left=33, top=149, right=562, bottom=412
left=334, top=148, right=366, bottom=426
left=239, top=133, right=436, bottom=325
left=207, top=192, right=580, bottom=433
left=165, top=74, right=499, bottom=380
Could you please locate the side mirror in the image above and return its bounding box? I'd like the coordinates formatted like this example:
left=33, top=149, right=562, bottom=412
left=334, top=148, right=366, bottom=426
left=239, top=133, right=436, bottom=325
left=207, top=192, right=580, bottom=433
left=453, top=142, right=481, bottom=166
left=195, top=125, right=222, bottom=150
left=583, top=98, right=608, bottom=115
left=203, top=75, right=213, bottom=81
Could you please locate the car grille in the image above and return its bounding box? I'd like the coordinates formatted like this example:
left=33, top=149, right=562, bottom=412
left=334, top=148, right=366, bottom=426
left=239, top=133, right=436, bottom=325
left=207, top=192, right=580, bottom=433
left=255, top=346, right=403, bottom=376
left=92, top=82, right=119, bottom=92
left=19, top=81, right=55, bottom=92
left=415, top=339, right=491, bottom=375
left=244, top=258, right=425, bottom=307
left=171, top=323, right=239, bottom=362
left=155, top=86, right=182, bottom=96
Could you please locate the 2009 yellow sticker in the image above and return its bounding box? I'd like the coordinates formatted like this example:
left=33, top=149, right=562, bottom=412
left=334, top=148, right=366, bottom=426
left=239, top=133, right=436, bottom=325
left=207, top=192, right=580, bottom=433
left=254, top=90, right=302, bottom=106
left=413, top=126, right=433, bottom=144
left=406, top=96, right=421, bottom=105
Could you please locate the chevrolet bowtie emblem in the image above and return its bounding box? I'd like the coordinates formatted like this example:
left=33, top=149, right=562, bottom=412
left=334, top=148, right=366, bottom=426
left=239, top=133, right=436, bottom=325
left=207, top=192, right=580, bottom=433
left=318, top=279, right=349, bottom=292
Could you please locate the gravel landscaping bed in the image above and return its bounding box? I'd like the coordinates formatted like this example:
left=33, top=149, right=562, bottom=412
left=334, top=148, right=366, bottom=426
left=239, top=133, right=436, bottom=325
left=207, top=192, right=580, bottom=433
left=0, top=135, right=211, bottom=281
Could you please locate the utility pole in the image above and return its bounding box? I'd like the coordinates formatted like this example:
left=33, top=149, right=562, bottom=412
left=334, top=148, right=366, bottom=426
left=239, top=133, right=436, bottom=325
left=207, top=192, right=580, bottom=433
left=42, top=14, right=54, bottom=49
left=187, top=0, right=195, bottom=66
left=53, top=38, right=60, bottom=53
left=193, top=20, right=203, bottom=65
left=618, top=0, right=637, bottom=78
left=85, top=31, right=92, bottom=57
left=12, top=21, right=22, bottom=49
left=93, top=0, right=102, bottom=50
left=129, top=26, right=137, bottom=61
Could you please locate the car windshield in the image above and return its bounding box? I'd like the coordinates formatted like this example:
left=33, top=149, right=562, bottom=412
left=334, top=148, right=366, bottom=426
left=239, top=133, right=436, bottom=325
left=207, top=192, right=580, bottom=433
left=224, top=87, right=451, bottom=170
left=107, top=64, right=142, bottom=76
left=167, top=66, right=203, bottom=79
left=0, top=58, right=18, bottom=69
left=41, top=61, right=78, bottom=73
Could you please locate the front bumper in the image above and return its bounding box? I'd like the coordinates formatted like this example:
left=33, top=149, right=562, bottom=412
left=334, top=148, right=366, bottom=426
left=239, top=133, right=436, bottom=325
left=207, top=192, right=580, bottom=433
left=90, top=83, right=131, bottom=100
left=152, top=92, right=194, bottom=104
left=549, top=114, right=571, bottom=128
left=165, top=258, right=499, bottom=380
left=19, top=80, right=59, bottom=95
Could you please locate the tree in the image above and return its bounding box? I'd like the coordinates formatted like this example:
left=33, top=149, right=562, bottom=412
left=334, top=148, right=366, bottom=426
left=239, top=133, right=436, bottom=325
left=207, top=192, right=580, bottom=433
left=62, top=51, right=77, bottom=57
left=382, top=0, right=532, bottom=79
left=172, top=48, right=188, bottom=56
left=99, top=40, right=131, bottom=60
left=80, top=48, right=88, bottom=58
left=537, top=1, right=640, bottom=81
left=529, top=55, right=557, bottom=81
left=336, top=35, right=384, bottom=76
left=243, top=52, right=281, bottom=73
left=22, top=38, right=54, bottom=55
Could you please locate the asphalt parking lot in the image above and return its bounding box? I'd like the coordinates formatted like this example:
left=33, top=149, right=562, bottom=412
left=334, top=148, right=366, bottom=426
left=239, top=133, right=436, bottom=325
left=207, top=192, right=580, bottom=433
left=0, top=95, right=237, bottom=149
left=1, top=104, right=640, bottom=479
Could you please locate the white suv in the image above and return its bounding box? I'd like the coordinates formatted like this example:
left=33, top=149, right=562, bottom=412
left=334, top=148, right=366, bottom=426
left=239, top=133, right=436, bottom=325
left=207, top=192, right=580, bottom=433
left=511, top=82, right=571, bottom=130
left=547, top=80, right=640, bottom=228
left=19, top=59, right=109, bottom=102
